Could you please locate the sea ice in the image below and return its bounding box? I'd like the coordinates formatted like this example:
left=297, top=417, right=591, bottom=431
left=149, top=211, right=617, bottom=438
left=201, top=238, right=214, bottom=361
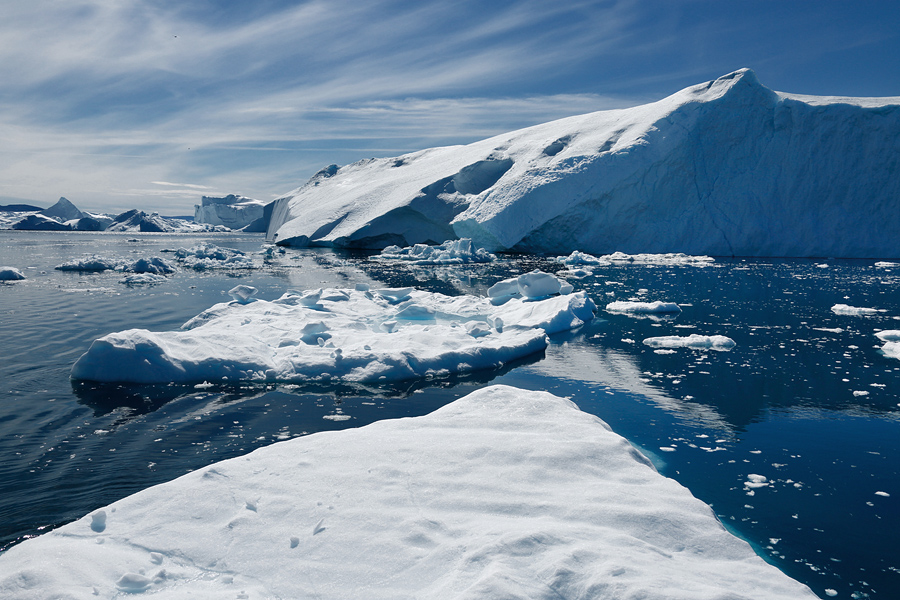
left=0, top=266, right=26, bottom=280
left=0, top=385, right=817, bottom=599
left=643, top=335, right=736, bottom=351
left=606, top=301, right=682, bottom=315
left=831, top=304, right=883, bottom=316
left=169, top=244, right=257, bottom=270
left=488, top=270, right=572, bottom=301
left=70, top=285, right=595, bottom=384
left=875, top=331, right=900, bottom=360
left=380, top=238, right=496, bottom=264
left=55, top=256, right=120, bottom=272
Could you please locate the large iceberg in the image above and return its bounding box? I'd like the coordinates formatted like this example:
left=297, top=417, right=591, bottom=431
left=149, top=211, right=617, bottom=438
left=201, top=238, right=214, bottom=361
left=194, top=194, right=267, bottom=230
left=70, top=282, right=595, bottom=385
left=267, top=69, right=900, bottom=258
left=0, top=385, right=816, bottom=599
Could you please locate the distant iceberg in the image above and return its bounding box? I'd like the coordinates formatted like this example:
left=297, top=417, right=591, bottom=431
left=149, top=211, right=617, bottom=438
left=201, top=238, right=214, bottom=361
left=268, top=69, right=900, bottom=258
left=194, top=194, right=267, bottom=231
left=0, top=385, right=817, bottom=599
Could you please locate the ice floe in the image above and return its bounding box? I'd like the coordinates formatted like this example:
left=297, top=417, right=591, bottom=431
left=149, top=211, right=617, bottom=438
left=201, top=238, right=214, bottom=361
left=606, top=301, right=682, bottom=315
left=168, top=244, right=257, bottom=270
left=70, top=282, right=595, bottom=385
left=0, top=266, right=26, bottom=280
left=831, top=304, right=884, bottom=316
left=380, top=238, right=496, bottom=264
left=0, top=385, right=816, bottom=599
left=875, top=330, right=900, bottom=360
left=488, top=270, right=573, bottom=302
left=643, top=335, right=736, bottom=351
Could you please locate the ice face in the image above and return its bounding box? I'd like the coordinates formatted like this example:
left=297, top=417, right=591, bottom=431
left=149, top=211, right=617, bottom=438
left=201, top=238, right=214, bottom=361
left=268, top=69, right=900, bottom=258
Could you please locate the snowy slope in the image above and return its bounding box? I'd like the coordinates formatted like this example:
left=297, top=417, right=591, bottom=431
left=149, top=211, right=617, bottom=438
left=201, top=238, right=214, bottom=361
left=0, top=385, right=816, bottom=599
left=267, top=69, right=900, bottom=258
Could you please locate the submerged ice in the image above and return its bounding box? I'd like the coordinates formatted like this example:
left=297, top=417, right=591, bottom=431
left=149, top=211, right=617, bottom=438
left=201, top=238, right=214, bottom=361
left=70, top=277, right=596, bottom=385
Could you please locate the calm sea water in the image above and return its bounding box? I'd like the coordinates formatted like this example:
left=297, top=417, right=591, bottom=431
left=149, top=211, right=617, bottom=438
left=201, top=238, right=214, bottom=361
left=1, top=231, right=898, bottom=599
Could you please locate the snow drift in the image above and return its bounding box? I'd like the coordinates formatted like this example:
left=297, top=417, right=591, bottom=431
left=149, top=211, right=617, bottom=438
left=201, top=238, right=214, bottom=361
left=0, top=385, right=816, bottom=599
left=267, top=69, right=900, bottom=258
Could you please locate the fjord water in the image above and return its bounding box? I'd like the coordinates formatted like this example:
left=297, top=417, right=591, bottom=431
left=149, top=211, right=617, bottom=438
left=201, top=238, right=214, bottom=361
left=1, top=232, right=898, bottom=599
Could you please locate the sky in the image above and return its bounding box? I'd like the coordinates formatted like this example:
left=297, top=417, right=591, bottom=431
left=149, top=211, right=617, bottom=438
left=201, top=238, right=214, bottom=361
left=1, top=0, right=898, bottom=215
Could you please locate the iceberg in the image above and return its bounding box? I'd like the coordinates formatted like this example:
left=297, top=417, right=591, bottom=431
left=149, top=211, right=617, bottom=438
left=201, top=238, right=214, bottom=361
left=194, top=194, right=266, bottom=230
left=268, top=69, right=900, bottom=258
left=70, top=285, right=595, bottom=385
left=380, top=238, right=496, bottom=264
left=606, top=300, right=682, bottom=314
left=0, top=385, right=816, bottom=599
left=831, top=304, right=884, bottom=316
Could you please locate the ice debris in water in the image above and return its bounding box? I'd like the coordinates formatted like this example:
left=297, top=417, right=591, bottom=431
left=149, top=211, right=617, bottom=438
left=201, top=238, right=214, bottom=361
left=124, top=257, right=176, bottom=275
left=875, top=330, right=900, bottom=360
left=70, top=281, right=595, bottom=384
left=0, top=266, right=26, bottom=280
left=555, top=250, right=714, bottom=267
left=168, top=244, right=257, bottom=270
left=488, top=270, right=573, bottom=302
left=0, top=385, right=819, bottom=599
left=55, top=256, right=120, bottom=272
left=643, top=335, right=736, bottom=351
left=120, top=273, right=168, bottom=286
left=831, top=304, right=884, bottom=316
left=606, top=301, right=681, bottom=315
left=380, top=238, right=496, bottom=264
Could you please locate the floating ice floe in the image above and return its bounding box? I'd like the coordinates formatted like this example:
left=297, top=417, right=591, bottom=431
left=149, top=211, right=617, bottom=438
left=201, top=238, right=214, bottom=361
left=606, top=301, right=682, bottom=315
left=120, top=273, right=168, bottom=285
left=0, top=385, right=817, bottom=599
left=602, top=252, right=715, bottom=266
left=643, top=335, right=736, bottom=351
left=124, top=257, right=176, bottom=275
left=875, top=330, right=900, bottom=360
left=831, top=304, right=884, bottom=316
left=167, top=244, right=257, bottom=270
left=875, top=261, right=900, bottom=267
left=380, top=238, right=496, bottom=264
left=555, top=250, right=611, bottom=266
left=70, top=282, right=595, bottom=384
left=488, top=270, right=573, bottom=303
left=0, top=266, right=26, bottom=280
left=55, top=256, right=121, bottom=272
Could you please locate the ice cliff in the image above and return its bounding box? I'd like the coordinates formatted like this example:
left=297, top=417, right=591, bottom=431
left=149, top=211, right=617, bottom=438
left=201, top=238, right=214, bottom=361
left=194, top=194, right=267, bottom=230
left=267, top=69, right=900, bottom=258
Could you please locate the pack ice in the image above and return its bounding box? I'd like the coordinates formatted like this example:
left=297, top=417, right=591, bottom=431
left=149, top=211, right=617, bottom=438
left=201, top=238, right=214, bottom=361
left=0, top=385, right=816, bottom=600
left=70, top=277, right=595, bottom=385
left=267, top=68, right=900, bottom=258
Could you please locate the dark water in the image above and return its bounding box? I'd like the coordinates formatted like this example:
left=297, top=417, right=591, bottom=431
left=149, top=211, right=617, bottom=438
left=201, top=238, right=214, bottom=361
left=1, top=231, right=898, bottom=599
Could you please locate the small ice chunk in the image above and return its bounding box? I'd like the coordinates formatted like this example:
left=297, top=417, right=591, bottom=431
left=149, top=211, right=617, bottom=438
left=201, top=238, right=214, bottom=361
left=606, top=301, right=681, bottom=314
left=0, top=267, right=26, bottom=280
left=831, top=304, right=882, bottom=316
left=487, top=277, right=520, bottom=299
left=643, top=335, right=735, bottom=351
left=875, top=330, right=900, bottom=342
left=229, top=285, right=258, bottom=304
left=517, top=270, right=561, bottom=298
left=875, top=491, right=890, bottom=497
left=90, top=510, right=107, bottom=532
left=378, top=288, right=414, bottom=303
left=852, top=390, right=869, bottom=397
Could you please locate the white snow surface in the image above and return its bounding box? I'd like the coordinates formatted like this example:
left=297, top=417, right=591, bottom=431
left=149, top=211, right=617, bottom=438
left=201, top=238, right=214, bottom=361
left=70, top=286, right=595, bottom=384
left=268, top=68, right=900, bottom=258
left=606, top=301, right=682, bottom=314
left=0, top=385, right=816, bottom=600
left=643, top=335, right=736, bottom=351
left=380, top=238, right=496, bottom=264
left=0, top=266, right=26, bottom=280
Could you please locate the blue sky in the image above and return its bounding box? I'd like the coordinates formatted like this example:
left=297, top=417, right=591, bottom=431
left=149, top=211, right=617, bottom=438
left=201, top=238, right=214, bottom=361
left=1, top=0, right=898, bottom=214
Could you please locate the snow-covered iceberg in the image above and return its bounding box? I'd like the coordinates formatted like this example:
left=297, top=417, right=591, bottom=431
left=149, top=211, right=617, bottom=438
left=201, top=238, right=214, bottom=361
left=194, top=194, right=266, bottom=230
left=70, top=284, right=595, bottom=385
left=268, top=69, right=900, bottom=258
left=0, top=385, right=816, bottom=599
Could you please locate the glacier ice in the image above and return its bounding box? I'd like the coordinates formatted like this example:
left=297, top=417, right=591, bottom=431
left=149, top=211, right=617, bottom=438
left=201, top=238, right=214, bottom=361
left=267, top=69, right=900, bottom=258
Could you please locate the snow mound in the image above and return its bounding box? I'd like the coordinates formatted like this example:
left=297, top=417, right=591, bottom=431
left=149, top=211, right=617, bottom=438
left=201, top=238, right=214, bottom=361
left=643, top=335, right=736, bottom=351
left=268, top=69, right=900, bottom=258
left=831, top=304, right=884, bottom=316
left=0, top=266, right=26, bottom=280
left=70, top=286, right=595, bottom=384
left=606, top=301, right=682, bottom=314
left=380, top=238, right=496, bottom=264
left=0, top=385, right=816, bottom=600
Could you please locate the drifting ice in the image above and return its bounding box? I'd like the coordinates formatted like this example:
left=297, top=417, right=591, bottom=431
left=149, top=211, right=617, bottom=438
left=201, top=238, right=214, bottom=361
left=643, top=335, right=736, bottom=351
left=70, top=279, right=595, bottom=385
